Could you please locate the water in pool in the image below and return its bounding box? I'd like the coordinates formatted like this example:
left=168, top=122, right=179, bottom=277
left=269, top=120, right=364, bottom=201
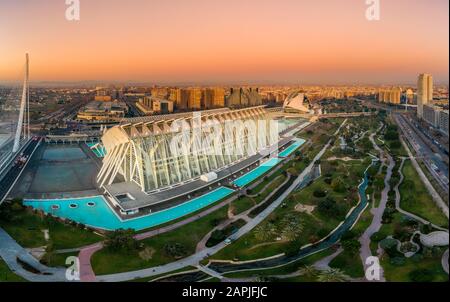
left=24, top=187, right=234, bottom=231
left=233, top=157, right=283, bottom=187
left=278, top=138, right=306, bottom=158
left=86, top=142, right=107, bottom=158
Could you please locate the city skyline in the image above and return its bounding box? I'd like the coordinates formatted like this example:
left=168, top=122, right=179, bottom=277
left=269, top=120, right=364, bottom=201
left=0, top=0, right=449, bottom=85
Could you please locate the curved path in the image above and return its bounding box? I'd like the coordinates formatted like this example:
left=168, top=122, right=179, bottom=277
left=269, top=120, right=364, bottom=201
left=358, top=130, right=393, bottom=282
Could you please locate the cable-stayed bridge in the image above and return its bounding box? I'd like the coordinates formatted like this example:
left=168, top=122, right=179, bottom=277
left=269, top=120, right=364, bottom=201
left=0, top=54, right=39, bottom=203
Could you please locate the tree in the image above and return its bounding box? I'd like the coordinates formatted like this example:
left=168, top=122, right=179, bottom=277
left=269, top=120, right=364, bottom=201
left=313, top=189, right=326, bottom=198
left=341, top=239, right=361, bottom=255
left=164, top=242, right=187, bottom=259
left=254, top=223, right=276, bottom=242
left=298, top=265, right=319, bottom=278
left=409, top=269, right=434, bottom=282
left=280, top=214, right=304, bottom=242
left=318, top=197, right=344, bottom=219
left=317, top=268, right=350, bottom=282
left=331, top=177, right=346, bottom=193
left=104, top=229, right=139, bottom=252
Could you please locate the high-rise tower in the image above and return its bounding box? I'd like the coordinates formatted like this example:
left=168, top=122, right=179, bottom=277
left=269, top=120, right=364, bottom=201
left=417, top=74, right=433, bottom=119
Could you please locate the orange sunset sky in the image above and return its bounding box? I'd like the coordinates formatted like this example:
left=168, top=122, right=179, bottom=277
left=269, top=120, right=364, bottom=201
left=0, top=0, right=448, bottom=84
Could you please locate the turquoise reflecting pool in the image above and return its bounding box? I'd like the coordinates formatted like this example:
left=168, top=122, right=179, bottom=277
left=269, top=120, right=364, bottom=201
left=233, top=157, right=283, bottom=187
left=23, top=187, right=235, bottom=231
left=86, top=142, right=107, bottom=158
left=278, top=139, right=305, bottom=158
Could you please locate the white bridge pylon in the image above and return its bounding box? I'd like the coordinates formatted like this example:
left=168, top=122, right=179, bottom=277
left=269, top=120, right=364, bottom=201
left=12, top=53, right=31, bottom=154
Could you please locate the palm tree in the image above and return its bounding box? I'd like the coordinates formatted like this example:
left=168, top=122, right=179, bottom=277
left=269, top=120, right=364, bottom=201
left=280, top=221, right=304, bottom=242
left=254, top=223, right=276, bottom=242
left=298, top=265, right=319, bottom=278
left=280, top=214, right=304, bottom=242
left=317, top=268, right=350, bottom=282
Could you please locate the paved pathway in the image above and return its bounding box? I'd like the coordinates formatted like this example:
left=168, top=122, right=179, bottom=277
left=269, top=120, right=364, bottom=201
left=0, top=227, right=67, bottom=282
left=196, top=265, right=224, bottom=280
left=358, top=131, right=393, bottom=282
left=79, top=243, right=103, bottom=282
left=313, top=247, right=343, bottom=270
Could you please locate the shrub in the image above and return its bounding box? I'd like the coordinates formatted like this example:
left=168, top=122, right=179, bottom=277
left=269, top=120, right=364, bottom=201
left=164, top=242, right=187, bottom=259
left=390, top=257, right=406, bottom=266
left=409, top=269, right=434, bottom=282
left=370, top=232, right=385, bottom=242
left=331, top=178, right=346, bottom=193
left=379, top=238, right=397, bottom=250
left=313, top=189, right=327, bottom=198
left=318, top=197, right=344, bottom=219
left=104, top=229, right=139, bottom=252
left=341, top=239, right=361, bottom=255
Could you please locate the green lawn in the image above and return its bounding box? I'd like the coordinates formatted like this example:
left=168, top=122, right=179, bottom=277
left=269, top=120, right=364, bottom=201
left=0, top=207, right=103, bottom=249
left=0, top=260, right=26, bottom=282
left=42, top=252, right=79, bottom=268
left=400, top=161, right=448, bottom=228
left=91, top=207, right=229, bottom=275
left=329, top=249, right=364, bottom=278
left=382, top=252, right=448, bottom=282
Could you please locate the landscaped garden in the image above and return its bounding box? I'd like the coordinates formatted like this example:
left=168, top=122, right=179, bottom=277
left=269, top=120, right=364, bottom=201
left=209, top=116, right=375, bottom=263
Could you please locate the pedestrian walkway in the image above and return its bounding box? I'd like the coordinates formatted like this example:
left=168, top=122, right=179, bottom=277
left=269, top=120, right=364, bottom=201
left=0, top=227, right=67, bottom=282
left=196, top=265, right=224, bottom=280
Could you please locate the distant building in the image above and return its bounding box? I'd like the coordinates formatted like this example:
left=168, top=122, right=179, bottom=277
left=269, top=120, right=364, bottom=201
left=423, top=104, right=449, bottom=136
left=417, top=74, right=433, bottom=118
left=204, top=88, right=225, bottom=109
left=151, top=87, right=169, bottom=99
left=77, top=101, right=127, bottom=122
left=136, top=96, right=153, bottom=115
left=152, top=99, right=174, bottom=114
left=169, top=88, right=182, bottom=108
left=94, top=95, right=112, bottom=102
left=136, top=96, right=174, bottom=115
left=405, top=88, right=415, bottom=104
left=378, top=87, right=402, bottom=104
left=188, top=88, right=202, bottom=110
left=283, top=91, right=309, bottom=113
left=226, top=88, right=262, bottom=108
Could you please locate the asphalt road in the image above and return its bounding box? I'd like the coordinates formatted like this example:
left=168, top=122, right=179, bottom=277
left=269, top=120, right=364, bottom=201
left=394, top=113, right=449, bottom=193
left=0, top=138, right=39, bottom=203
